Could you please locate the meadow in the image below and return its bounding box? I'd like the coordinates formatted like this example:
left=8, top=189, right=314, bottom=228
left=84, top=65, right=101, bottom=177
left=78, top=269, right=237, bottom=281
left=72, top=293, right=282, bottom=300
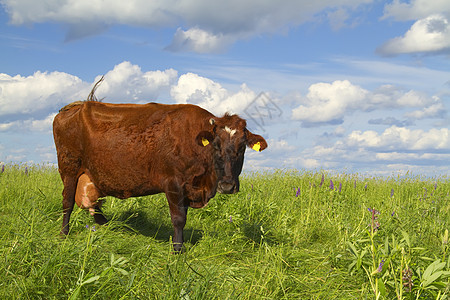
left=0, top=164, right=449, bottom=299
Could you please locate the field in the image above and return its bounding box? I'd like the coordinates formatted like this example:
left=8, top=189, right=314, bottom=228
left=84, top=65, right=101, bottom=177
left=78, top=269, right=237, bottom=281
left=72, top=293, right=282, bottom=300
left=0, top=165, right=449, bottom=299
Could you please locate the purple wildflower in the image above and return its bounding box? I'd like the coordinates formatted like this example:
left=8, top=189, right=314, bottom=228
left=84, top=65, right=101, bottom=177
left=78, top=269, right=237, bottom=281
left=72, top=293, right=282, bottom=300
left=364, top=183, right=368, bottom=191
left=25, top=167, right=28, bottom=176
left=295, top=187, right=301, bottom=197
left=1, top=165, right=4, bottom=173
left=320, top=174, right=324, bottom=187
left=434, top=183, right=437, bottom=190
left=391, top=211, right=395, bottom=217
left=390, top=188, right=394, bottom=198
left=376, top=260, right=385, bottom=273
left=338, top=182, right=342, bottom=193
left=329, top=179, right=334, bottom=190
left=86, top=224, right=96, bottom=231
left=229, top=216, right=233, bottom=223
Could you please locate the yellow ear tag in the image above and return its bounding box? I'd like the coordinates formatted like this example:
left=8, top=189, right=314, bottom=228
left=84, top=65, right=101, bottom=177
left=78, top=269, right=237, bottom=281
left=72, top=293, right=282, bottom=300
left=252, top=142, right=261, bottom=152
left=202, top=138, right=210, bottom=147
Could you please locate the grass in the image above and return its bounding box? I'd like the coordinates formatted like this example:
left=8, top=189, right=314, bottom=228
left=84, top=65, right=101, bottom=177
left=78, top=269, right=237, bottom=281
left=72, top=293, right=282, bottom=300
left=0, top=165, right=449, bottom=299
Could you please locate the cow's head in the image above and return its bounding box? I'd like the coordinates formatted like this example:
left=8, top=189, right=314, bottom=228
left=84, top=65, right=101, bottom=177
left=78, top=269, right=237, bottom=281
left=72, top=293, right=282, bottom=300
left=197, top=114, right=267, bottom=194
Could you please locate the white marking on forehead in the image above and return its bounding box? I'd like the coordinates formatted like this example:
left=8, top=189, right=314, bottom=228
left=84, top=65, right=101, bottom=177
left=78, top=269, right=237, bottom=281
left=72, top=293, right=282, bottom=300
left=224, top=126, right=237, bottom=137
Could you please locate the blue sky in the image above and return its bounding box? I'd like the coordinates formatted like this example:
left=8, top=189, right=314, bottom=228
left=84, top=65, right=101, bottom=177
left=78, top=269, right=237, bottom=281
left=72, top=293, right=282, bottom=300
left=1, top=0, right=450, bottom=176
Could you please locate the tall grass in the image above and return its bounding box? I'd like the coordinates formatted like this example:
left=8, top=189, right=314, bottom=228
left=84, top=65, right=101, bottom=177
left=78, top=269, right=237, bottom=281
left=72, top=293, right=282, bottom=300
left=0, top=165, right=449, bottom=299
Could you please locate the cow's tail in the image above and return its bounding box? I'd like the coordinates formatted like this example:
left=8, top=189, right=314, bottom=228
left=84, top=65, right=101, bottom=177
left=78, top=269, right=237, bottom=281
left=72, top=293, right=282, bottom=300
left=86, top=75, right=104, bottom=102
left=58, top=76, right=105, bottom=112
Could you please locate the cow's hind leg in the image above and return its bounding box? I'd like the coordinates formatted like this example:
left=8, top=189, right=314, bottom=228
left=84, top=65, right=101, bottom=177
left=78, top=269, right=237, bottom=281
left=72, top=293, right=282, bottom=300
left=61, top=176, right=77, bottom=236
left=75, top=174, right=108, bottom=225
left=93, top=206, right=108, bottom=225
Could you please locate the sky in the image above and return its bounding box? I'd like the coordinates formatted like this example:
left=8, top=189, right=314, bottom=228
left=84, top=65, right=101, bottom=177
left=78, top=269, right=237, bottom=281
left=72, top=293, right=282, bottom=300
left=1, top=0, right=450, bottom=176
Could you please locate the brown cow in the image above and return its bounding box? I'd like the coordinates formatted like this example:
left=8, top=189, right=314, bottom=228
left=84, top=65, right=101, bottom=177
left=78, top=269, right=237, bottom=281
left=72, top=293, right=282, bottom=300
left=53, top=84, right=267, bottom=252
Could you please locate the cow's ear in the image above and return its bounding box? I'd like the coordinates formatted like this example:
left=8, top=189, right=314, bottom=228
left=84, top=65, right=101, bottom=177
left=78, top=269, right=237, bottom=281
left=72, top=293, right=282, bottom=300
left=246, top=130, right=268, bottom=152
left=196, top=131, right=214, bottom=147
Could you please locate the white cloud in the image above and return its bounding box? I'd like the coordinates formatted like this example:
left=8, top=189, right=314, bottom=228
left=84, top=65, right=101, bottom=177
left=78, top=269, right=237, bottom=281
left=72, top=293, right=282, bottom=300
left=347, top=126, right=450, bottom=150
left=380, top=1, right=450, bottom=55
left=264, top=139, right=296, bottom=153
left=0, top=61, right=177, bottom=117
left=291, top=80, right=445, bottom=126
left=94, top=61, right=177, bottom=102
left=294, top=126, right=450, bottom=175
left=378, top=14, right=450, bottom=55
left=170, top=72, right=256, bottom=116
left=375, top=152, right=450, bottom=162
left=2, top=0, right=373, bottom=52
left=396, top=90, right=435, bottom=107
left=404, top=103, right=446, bottom=119
left=292, top=80, right=369, bottom=124
left=0, top=113, right=56, bottom=133
left=29, top=113, right=57, bottom=132
left=0, top=122, right=14, bottom=131
left=166, top=27, right=233, bottom=53
left=0, top=71, right=85, bottom=116
left=382, top=0, right=450, bottom=21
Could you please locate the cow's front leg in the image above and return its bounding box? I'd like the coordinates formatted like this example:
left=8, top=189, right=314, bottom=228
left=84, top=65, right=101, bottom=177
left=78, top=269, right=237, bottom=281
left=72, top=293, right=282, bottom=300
left=167, top=199, right=188, bottom=253
left=165, top=183, right=188, bottom=252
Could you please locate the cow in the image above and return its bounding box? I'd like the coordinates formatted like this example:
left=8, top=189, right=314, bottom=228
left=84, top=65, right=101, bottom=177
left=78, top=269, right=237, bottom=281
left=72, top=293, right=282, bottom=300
left=53, top=80, right=267, bottom=252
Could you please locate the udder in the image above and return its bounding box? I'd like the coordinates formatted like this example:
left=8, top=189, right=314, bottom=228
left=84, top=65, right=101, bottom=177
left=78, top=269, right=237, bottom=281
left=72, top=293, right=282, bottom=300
left=75, top=173, right=101, bottom=216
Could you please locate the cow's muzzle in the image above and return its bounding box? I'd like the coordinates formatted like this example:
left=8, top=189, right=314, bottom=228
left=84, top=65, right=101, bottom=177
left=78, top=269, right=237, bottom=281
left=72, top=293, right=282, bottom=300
left=217, top=180, right=238, bottom=194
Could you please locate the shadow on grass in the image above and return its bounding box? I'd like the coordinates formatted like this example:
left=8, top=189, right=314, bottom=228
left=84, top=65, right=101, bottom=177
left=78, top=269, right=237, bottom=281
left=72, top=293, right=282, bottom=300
left=242, top=220, right=279, bottom=246
left=112, top=209, right=203, bottom=245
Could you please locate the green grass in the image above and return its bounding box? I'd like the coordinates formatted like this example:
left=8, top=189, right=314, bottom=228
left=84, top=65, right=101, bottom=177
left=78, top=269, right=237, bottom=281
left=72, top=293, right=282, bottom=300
left=0, top=165, right=449, bottom=299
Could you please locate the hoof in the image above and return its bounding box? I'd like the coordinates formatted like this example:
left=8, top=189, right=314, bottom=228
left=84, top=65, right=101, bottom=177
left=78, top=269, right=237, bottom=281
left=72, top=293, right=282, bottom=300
left=94, top=213, right=108, bottom=225
left=60, top=227, right=69, bottom=237
left=172, top=243, right=185, bottom=254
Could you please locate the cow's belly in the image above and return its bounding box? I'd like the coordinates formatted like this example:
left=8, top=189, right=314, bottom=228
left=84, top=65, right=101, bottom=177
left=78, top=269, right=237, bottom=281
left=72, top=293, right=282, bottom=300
left=82, top=148, right=164, bottom=198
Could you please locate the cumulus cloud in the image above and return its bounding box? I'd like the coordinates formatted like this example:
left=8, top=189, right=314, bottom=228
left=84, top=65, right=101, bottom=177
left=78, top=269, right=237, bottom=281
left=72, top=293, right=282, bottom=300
left=94, top=61, right=177, bottom=102
left=0, top=113, right=56, bottom=133
left=379, top=1, right=450, bottom=55
left=0, top=71, right=86, bottom=117
left=347, top=126, right=450, bottom=150
left=291, top=80, right=445, bottom=126
left=265, top=139, right=296, bottom=153
left=296, top=125, right=450, bottom=174
left=404, top=102, right=446, bottom=119
left=2, top=0, right=372, bottom=52
left=378, top=14, right=450, bottom=55
left=292, top=80, right=369, bottom=125
left=170, top=72, right=257, bottom=116
left=0, top=61, right=177, bottom=119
